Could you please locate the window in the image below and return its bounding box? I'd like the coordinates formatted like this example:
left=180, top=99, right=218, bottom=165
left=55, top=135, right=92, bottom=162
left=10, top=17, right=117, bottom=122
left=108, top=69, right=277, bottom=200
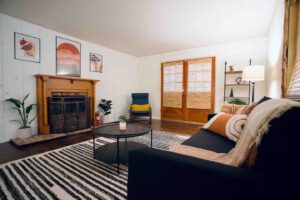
left=284, top=0, right=300, bottom=99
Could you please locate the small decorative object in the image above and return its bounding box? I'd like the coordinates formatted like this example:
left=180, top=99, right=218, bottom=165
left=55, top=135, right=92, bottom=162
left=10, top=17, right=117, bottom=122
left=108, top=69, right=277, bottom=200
left=119, top=115, right=127, bottom=130
left=230, top=88, right=234, bottom=97
left=56, top=36, right=81, bottom=77
left=14, top=32, right=40, bottom=63
left=95, top=111, right=101, bottom=125
left=5, top=94, right=36, bottom=139
left=90, top=53, right=103, bottom=73
left=229, top=99, right=247, bottom=105
left=229, top=65, right=234, bottom=72
left=235, top=76, right=243, bottom=84
left=99, top=99, right=112, bottom=124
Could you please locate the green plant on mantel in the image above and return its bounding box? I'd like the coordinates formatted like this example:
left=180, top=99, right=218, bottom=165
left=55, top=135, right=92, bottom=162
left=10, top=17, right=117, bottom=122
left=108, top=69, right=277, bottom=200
left=5, top=94, right=36, bottom=129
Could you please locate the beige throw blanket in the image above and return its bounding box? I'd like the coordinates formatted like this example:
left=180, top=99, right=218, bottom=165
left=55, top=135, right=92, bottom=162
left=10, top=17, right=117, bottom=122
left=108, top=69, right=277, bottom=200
left=170, top=99, right=300, bottom=167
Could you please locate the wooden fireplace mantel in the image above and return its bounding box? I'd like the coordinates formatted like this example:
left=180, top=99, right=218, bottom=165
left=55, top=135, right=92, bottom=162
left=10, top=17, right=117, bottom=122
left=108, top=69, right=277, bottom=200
left=35, top=74, right=99, bottom=135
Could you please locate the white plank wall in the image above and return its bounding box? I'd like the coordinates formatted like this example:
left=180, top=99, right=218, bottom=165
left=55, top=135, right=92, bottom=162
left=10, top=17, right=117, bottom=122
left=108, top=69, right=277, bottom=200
left=0, top=14, right=139, bottom=143
left=0, top=15, right=4, bottom=142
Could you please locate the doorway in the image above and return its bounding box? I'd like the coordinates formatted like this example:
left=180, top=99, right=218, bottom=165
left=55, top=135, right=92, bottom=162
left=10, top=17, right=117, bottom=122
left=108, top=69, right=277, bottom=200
left=161, top=57, right=215, bottom=123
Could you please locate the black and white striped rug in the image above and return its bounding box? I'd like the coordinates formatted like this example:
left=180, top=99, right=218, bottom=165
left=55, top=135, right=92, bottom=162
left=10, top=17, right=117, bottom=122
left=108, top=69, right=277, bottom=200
left=0, top=130, right=189, bottom=200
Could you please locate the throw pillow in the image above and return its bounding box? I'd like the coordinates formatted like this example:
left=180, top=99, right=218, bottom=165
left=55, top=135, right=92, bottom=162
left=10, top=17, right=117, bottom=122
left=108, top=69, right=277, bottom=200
left=203, top=113, right=247, bottom=142
left=131, top=104, right=151, bottom=111
left=220, top=103, right=241, bottom=114
left=256, top=96, right=272, bottom=105
left=236, top=104, right=256, bottom=115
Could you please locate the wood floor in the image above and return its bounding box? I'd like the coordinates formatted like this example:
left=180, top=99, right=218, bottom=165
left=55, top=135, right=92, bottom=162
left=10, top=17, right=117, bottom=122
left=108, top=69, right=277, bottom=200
left=0, top=119, right=201, bottom=165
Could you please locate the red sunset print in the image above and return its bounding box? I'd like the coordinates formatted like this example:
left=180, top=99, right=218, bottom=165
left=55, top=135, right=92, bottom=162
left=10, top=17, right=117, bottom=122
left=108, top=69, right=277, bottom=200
left=57, top=42, right=80, bottom=76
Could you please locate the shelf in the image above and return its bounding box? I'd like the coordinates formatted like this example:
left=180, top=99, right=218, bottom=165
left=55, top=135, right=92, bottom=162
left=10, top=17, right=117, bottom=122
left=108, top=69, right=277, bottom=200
left=225, top=71, right=243, bottom=74
left=225, top=97, right=249, bottom=99
left=224, top=61, right=250, bottom=103
left=225, top=84, right=249, bottom=86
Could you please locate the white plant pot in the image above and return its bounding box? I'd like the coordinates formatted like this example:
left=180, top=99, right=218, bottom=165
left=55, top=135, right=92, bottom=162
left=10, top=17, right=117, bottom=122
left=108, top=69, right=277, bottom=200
left=18, top=127, right=32, bottom=139
left=102, top=115, right=110, bottom=124
left=119, top=122, right=127, bottom=130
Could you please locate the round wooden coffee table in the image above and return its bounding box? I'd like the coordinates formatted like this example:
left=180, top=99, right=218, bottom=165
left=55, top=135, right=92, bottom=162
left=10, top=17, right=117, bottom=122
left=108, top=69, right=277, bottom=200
left=92, top=123, right=152, bottom=173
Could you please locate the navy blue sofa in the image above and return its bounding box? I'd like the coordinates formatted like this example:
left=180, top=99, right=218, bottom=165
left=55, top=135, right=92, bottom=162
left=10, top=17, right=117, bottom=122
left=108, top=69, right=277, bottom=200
left=127, top=107, right=300, bottom=200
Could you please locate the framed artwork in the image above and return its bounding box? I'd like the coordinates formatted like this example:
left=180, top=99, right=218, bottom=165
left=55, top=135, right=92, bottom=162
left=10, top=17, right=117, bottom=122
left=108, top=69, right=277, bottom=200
left=56, top=36, right=81, bottom=77
left=90, top=53, right=103, bottom=73
left=14, top=32, right=40, bottom=63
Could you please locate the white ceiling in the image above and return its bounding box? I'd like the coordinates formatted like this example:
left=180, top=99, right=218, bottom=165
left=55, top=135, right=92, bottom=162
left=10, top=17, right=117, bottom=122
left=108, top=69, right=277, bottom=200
left=0, top=0, right=278, bottom=56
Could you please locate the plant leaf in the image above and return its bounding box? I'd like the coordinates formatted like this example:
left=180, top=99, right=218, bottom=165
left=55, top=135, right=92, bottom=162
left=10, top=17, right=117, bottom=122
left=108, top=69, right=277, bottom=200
left=12, top=107, right=25, bottom=125
left=5, top=98, right=21, bottom=108
left=26, top=104, right=36, bottom=114
left=22, top=93, right=30, bottom=106
left=28, top=116, right=37, bottom=125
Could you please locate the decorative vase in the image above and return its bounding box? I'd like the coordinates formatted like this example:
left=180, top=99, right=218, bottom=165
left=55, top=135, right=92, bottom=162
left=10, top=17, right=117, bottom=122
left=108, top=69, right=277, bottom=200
left=119, top=121, right=126, bottom=130
left=229, top=66, right=234, bottom=72
left=230, top=88, right=234, bottom=97
left=18, top=127, right=32, bottom=139
left=101, top=114, right=110, bottom=124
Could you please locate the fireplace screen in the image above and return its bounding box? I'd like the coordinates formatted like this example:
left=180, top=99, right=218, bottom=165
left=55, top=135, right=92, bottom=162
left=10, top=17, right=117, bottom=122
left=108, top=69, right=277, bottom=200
left=48, top=96, right=91, bottom=133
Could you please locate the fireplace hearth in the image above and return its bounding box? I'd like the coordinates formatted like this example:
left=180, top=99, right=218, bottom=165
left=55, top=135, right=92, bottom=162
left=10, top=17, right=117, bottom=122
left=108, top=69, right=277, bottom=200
left=48, top=95, right=91, bottom=133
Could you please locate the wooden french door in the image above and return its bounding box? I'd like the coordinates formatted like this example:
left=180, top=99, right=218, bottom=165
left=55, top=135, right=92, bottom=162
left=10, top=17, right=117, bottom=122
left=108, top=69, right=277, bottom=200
left=161, top=57, right=215, bottom=123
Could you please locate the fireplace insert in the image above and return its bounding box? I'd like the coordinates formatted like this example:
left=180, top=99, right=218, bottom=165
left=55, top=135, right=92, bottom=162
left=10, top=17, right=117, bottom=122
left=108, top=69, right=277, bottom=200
left=48, top=95, right=91, bottom=133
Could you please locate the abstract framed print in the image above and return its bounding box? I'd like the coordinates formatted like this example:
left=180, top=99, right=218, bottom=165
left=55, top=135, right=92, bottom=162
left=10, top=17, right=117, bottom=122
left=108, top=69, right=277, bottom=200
left=14, top=32, right=41, bottom=63
left=56, top=36, right=81, bottom=77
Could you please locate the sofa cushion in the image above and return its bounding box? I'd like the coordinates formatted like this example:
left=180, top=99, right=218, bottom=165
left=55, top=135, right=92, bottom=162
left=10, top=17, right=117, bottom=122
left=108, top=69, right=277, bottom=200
left=203, top=113, right=247, bottom=142
left=236, top=104, right=256, bottom=115
left=256, top=96, right=271, bottom=105
left=182, top=129, right=235, bottom=153
left=220, top=103, right=241, bottom=114
left=131, top=104, right=151, bottom=111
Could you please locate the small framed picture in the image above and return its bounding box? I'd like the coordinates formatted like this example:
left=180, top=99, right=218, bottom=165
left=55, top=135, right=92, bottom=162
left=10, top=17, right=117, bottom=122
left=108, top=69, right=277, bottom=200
left=90, top=53, right=103, bottom=73
left=14, top=32, right=41, bottom=63
left=56, top=36, right=81, bottom=77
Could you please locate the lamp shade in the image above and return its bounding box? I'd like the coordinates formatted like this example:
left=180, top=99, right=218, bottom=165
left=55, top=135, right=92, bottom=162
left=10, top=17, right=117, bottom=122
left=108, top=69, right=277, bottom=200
left=242, top=65, right=265, bottom=81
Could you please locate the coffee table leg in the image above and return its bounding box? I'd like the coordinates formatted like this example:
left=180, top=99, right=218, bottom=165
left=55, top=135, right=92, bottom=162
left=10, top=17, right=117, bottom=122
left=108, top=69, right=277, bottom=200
left=92, top=127, right=95, bottom=159
left=117, top=136, right=120, bottom=174
left=151, top=129, right=153, bottom=148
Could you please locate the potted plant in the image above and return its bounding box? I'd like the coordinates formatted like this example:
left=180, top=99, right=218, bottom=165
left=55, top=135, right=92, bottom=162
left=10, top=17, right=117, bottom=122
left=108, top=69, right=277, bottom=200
left=229, top=98, right=247, bottom=105
left=119, top=115, right=127, bottom=130
left=5, top=94, right=36, bottom=138
left=98, top=99, right=112, bottom=124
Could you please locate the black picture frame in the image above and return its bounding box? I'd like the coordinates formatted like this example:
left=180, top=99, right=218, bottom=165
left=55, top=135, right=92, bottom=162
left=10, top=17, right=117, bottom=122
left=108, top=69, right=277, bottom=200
left=56, top=36, right=81, bottom=77
left=14, top=32, right=41, bottom=63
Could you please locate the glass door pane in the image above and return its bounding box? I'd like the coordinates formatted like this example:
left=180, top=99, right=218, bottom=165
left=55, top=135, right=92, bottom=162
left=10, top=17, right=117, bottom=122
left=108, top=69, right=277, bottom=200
left=187, top=58, right=212, bottom=109
left=162, top=61, right=183, bottom=108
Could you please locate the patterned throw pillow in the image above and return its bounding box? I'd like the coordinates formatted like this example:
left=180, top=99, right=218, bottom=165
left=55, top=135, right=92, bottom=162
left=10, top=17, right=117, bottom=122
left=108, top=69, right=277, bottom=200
left=203, top=113, right=247, bottom=142
left=236, top=104, right=256, bottom=115
left=220, top=104, right=242, bottom=114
